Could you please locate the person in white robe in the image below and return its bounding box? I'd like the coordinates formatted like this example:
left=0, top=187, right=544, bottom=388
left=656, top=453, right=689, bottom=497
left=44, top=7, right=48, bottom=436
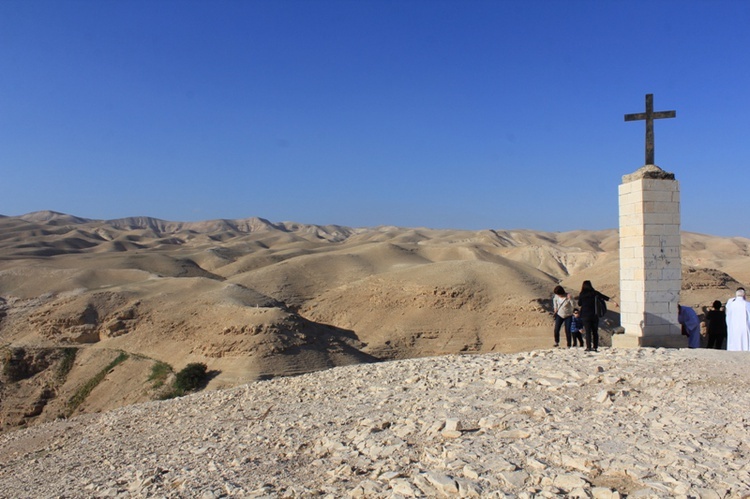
left=725, top=288, right=750, bottom=351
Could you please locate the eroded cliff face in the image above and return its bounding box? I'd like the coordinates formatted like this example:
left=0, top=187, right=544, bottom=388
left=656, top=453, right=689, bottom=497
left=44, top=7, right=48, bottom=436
left=0, top=347, right=63, bottom=427
left=0, top=346, right=165, bottom=430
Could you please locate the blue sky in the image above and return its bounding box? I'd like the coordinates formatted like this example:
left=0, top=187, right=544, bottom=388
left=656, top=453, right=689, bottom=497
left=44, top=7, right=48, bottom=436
left=1, top=1, right=749, bottom=237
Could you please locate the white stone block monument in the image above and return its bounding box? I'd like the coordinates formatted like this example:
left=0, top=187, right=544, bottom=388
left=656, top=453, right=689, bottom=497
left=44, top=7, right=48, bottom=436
left=613, top=165, right=685, bottom=348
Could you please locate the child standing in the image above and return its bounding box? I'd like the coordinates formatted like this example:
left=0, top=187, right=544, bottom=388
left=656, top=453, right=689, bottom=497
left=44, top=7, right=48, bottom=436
left=570, top=309, right=584, bottom=347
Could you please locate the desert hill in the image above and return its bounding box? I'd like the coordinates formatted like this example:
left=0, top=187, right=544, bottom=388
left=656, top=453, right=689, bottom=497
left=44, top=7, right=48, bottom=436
left=1, top=211, right=749, bottom=431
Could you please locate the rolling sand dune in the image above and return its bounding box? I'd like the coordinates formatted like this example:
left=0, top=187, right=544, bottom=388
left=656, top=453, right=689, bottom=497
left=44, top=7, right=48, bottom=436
left=1, top=210, right=749, bottom=431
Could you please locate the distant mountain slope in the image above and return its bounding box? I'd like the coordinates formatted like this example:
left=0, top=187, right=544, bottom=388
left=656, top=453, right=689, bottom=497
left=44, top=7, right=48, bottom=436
left=1, top=211, right=749, bottom=432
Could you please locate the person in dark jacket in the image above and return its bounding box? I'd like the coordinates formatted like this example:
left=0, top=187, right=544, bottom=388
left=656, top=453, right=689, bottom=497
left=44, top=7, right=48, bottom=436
left=704, top=300, right=727, bottom=349
left=577, top=280, right=612, bottom=352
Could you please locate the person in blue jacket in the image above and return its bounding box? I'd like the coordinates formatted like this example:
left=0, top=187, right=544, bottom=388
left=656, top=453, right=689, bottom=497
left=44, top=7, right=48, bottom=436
left=569, top=308, right=584, bottom=347
left=678, top=304, right=701, bottom=348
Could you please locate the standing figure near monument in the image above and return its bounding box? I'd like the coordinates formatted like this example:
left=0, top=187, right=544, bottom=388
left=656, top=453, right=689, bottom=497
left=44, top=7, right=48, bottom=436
left=577, top=280, right=610, bottom=352
left=726, top=288, right=750, bottom=351
left=552, top=286, right=574, bottom=348
left=677, top=304, right=701, bottom=349
left=704, top=300, right=727, bottom=349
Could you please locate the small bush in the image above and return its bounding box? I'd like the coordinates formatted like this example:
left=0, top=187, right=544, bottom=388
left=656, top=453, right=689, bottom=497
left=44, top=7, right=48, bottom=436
left=173, top=362, right=208, bottom=394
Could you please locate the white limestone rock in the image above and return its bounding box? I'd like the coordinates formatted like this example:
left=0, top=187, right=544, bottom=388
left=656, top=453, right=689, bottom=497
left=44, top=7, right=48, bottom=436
left=553, top=474, right=589, bottom=491
left=1, top=348, right=748, bottom=499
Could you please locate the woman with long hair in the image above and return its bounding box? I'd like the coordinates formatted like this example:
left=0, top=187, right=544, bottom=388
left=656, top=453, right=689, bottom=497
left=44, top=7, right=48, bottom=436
left=577, top=280, right=612, bottom=352
left=552, top=285, right=574, bottom=347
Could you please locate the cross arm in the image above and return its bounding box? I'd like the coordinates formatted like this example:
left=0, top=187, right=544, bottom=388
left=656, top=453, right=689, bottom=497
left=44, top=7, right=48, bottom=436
left=624, top=110, right=676, bottom=122
left=624, top=113, right=646, bottom=121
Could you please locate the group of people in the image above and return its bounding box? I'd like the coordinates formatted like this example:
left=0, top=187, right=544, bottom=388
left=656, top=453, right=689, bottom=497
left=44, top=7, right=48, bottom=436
left=552, top=281, right=614, bottom=352
left=553, top=283, right=750, bottom=352
left=679, top=287, right=750, bottom=351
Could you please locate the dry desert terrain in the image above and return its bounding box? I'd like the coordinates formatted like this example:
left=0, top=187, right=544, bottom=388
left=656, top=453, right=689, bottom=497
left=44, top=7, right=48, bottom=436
left=1, top=211, right=749, bottom=433
left=1, top=347, right=749, bottom=497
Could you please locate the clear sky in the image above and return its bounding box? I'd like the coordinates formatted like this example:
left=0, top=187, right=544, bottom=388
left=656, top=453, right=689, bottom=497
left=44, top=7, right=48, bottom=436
left=1, top=1, right=749, bottom=237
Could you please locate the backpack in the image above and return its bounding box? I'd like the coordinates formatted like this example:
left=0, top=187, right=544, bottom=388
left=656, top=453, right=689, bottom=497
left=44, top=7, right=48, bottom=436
left=595, top=294, right=607, bottom=318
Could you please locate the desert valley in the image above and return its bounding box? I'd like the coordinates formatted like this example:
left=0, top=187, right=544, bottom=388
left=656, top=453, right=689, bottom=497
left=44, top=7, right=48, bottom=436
left=1, top=210, right=749, bottom=430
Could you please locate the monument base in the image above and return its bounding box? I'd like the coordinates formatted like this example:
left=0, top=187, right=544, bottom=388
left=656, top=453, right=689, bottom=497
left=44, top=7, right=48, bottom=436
left=611, top=333, right=687, bottom=349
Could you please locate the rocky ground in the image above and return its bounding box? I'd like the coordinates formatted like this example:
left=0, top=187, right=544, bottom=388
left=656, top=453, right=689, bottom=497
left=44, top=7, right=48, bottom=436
left=1, top=347, right=748, bottom=498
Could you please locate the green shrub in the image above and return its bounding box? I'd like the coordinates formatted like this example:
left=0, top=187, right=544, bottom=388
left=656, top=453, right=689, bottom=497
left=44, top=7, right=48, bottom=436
left=148, top=361, right=172, bottom=389
left=155, top=362, right=212, bottom=400
left=173, top=362, right=208, bottom=394
left=55, top=348, right=77, bottom=383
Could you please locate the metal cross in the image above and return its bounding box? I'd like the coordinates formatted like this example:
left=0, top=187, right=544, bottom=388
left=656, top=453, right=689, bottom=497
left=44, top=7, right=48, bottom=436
left=624, top=93, right=676, bottom=165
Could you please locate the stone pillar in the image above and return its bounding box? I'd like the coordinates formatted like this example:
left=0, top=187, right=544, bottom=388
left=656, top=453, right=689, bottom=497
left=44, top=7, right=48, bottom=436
left=613, top=165, right=685, bottom=348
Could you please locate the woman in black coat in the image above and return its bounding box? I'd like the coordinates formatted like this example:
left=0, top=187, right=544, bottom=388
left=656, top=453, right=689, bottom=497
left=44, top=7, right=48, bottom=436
left=577, top=280, right=610, bottom=351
